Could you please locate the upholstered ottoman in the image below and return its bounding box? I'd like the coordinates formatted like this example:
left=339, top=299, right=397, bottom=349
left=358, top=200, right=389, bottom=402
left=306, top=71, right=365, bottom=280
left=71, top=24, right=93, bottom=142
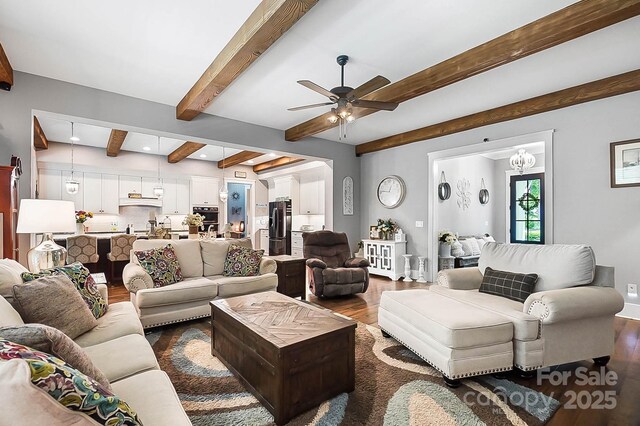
left=378, top=289, right=514, bottom=386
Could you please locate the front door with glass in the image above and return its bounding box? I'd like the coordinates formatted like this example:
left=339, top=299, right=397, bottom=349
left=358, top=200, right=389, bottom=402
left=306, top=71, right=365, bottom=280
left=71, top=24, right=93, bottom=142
left=510, top=173, right=544, bottom=244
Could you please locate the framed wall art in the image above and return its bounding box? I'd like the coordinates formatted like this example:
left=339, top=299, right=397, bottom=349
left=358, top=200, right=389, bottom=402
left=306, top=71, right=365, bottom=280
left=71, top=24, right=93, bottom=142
left=369, top=225, right=380, bottom=239
left=343, top=176, right=354, bottom=215
left=611, top=138, right=640, bottom=188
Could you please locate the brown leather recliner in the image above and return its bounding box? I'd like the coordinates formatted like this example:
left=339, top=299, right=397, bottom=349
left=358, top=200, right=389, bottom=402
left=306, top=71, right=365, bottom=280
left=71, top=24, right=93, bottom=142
left=303, top=230, right=370, bottom=298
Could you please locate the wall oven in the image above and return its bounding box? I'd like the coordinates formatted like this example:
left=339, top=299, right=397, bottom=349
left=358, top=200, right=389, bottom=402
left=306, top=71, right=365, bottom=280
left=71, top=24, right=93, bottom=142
left=192, top=206, right=219, bottom=233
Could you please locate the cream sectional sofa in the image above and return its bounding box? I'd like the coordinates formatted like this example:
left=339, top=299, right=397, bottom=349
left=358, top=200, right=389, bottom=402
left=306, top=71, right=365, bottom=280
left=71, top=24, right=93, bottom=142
left=0, top=283, right=190, bottom=425
left=379, top=243, right=624, bottom=387
left=122, top=239, right=278, bottom=328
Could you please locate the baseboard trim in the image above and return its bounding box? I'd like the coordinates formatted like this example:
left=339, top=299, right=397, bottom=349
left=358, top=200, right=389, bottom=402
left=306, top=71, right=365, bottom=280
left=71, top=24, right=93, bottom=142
left=616, top=303, right=640, bottom=320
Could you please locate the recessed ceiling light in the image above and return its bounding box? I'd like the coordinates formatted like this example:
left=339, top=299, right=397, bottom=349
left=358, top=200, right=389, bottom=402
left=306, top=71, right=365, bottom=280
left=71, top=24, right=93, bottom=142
left=69, top=136, right=80, bottom=142
left=199, top=154, right=207, bottom=158
left=269, top=153, right=276, bottom=157
left=143, top=146, right=151, bottom=151
left=247, top=160, right=254, bottom=164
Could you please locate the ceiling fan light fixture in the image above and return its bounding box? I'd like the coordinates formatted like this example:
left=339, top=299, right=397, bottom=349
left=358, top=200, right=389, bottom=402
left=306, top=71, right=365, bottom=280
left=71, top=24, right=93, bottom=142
left=346, top=115, right=355, bottom=123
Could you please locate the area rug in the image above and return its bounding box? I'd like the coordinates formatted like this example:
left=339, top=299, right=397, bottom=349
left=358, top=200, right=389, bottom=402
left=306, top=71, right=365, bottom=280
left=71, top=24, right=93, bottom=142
left=146, top=319, right=559, bottom=425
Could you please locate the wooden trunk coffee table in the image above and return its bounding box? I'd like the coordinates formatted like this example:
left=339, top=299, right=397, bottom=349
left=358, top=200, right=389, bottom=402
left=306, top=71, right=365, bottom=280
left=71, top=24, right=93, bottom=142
left=210, top=291, right=356, bottom=425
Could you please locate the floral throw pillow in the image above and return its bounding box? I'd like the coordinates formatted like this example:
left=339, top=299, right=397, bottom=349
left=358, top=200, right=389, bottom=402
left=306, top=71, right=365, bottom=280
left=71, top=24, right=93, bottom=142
left=21, top=262, right=108, bottom=319
left=134, top=244, right=183, bottom=288
left=0, top=339, right=142, bottom=425
left=223, top=244, right=264, bottom=277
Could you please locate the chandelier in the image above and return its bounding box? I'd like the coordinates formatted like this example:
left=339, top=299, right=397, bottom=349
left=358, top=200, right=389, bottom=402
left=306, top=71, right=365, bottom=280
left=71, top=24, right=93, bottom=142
left=327, top=100, right=355, bottom=140
left=509, top=149, right=536, bottom=174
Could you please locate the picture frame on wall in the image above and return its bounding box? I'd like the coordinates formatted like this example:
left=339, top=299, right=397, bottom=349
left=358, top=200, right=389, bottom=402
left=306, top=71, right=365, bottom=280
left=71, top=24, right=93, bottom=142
left=369, top=225, right=380, bottom=239
left=610, top=139, right=640, bottom=188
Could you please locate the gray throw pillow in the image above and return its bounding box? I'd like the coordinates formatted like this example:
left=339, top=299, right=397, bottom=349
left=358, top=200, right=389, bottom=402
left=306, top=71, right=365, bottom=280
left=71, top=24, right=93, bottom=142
left=479, top=267, right=538, bottom=303
left=12, top=274, right=98, bottom=340
left=0, top=324, right=111, bottom=391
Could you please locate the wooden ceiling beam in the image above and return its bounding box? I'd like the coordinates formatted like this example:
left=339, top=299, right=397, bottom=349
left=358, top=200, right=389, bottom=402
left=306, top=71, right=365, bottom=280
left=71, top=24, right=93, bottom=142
left=168, top=141, right=207, bottom=163
left=106, top=129, right=128, bottom=157
left=218, top=150, right=263, bottom=168
left=0, top=43, right=13, bottom=90
left=176, top=0, right=319, bottom=121
left=286, top=0, right=640, bottom=141
left=356, top=69, right=640, bottom=156
left=253, top=156, right=304, bottom=173
left=33, top=117, right=48, bottom=151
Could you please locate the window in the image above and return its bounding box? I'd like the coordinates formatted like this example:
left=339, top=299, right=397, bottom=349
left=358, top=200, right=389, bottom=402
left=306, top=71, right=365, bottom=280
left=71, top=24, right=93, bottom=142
left=510, top=173, right=544, bottom=244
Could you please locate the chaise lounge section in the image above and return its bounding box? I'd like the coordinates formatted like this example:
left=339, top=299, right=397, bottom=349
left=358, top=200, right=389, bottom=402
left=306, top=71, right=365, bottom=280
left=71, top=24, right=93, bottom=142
left=379, top=243, right=624, bottom=386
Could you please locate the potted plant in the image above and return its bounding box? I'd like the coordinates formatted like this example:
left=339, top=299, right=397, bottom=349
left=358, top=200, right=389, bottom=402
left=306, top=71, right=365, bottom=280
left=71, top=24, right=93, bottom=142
left=182, top=213, right=204, bottom=237
left=75, top=210, right=94, bottom=234
left=438, top=230, right=457, bottom=257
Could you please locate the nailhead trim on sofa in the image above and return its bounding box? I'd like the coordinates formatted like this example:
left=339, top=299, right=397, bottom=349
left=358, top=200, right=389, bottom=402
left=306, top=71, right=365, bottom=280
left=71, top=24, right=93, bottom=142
left=379, top=328, right=513, bottom=380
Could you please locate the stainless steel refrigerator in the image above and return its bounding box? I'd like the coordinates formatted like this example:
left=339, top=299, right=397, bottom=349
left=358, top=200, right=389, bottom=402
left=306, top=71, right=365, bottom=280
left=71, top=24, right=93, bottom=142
left=269, top=200, right=291, bottom=255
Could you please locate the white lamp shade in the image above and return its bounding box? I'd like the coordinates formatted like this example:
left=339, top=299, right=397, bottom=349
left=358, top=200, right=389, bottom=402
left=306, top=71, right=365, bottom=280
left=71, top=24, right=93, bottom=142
left=16, top=199, right=77, bottom=234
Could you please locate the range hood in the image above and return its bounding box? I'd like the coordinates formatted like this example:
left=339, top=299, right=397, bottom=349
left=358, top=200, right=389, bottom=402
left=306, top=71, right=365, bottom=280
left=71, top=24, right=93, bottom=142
left=119, top=197, right=162, bottom=207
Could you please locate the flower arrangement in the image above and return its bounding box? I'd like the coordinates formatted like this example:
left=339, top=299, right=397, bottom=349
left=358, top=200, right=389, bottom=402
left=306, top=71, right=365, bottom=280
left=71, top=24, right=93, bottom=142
left=75, top=210, right=94, bottom=224
left=182, top=213, right=204, bottom=227
left=438, top=230, right=457, bottom=245
left=377, top=218, right=397, bottom=239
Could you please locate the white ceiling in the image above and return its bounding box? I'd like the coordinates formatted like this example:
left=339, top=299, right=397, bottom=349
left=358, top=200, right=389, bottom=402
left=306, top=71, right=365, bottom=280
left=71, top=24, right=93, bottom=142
left=36, top=116, right=246, bottom=162
left=3, top=1, right=640, bottom=146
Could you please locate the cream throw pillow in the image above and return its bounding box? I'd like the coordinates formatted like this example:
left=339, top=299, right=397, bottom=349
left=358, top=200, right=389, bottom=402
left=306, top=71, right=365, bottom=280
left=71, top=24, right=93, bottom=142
left=460, top=238, right=481, bottom=256
left=0, top=259, right=28, bottom=303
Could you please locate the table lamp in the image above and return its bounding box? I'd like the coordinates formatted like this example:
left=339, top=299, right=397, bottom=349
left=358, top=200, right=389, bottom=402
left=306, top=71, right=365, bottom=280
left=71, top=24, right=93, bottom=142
left=16, top=199, right=76, bottom=272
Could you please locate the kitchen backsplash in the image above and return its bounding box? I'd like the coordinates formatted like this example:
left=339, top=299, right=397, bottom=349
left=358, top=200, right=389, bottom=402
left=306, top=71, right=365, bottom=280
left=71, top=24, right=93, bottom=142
left=83, top=206, right=188, bottom=233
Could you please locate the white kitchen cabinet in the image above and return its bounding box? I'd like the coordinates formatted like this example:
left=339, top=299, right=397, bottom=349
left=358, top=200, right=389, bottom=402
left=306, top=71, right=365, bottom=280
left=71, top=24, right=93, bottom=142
left=163, top=178, right=191, bottom=214
left=83, top=173, right=120, bottom=214
left=273, top=176, right=299, bottom=214
left=362, top=239, right=407, bottom=280
left=60, top=171, right=84, bottom=210
left=191, top=177, right=219, bottom=206
left=291, top=231, right=304, bottom=258
left=38, top=169, right=62, bottom=201
left=119, top=176, right=142, bottom=198
left=141, top=177, right=160, bottom=198
left=83, top=173, right=102, bottom=213
left=299, top=172, right=325, bottom=215
left=259, top=229, right=269, bottom=252
left=101, top=174, right=119, bottom=214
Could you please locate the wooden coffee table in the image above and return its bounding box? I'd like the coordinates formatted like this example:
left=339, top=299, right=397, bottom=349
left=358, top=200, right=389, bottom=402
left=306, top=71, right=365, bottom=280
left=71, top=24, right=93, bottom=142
left=210, top=291, right=356, bottom=425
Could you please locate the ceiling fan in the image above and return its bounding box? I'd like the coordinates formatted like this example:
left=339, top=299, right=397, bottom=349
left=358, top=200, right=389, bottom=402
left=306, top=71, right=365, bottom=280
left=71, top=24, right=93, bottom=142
left=288, top=55, right=398, bottom=138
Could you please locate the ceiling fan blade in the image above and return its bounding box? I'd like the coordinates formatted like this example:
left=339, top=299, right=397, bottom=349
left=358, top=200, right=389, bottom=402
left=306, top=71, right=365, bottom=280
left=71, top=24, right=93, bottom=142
left=351, top=99, right=399, bottom=111
left=287, top=102, right=335, bottom=112
left=297, top=80, right=338, bottom=100
left=347, top=75, right=391, bottom=99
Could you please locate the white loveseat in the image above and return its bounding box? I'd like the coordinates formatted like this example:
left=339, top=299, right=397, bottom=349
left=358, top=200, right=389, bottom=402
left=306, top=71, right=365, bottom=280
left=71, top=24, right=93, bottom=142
left=122, top=239, right=278, bottom=328
left=378, top=243, right=624, bottom=386
left=0, top=281, right=190, bottom=425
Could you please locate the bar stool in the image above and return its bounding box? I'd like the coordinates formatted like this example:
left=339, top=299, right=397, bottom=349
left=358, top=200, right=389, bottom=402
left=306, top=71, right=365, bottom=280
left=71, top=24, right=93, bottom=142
left=107, top=234, right=136, bottom=283
left=66, top=235, right=99, bottom=273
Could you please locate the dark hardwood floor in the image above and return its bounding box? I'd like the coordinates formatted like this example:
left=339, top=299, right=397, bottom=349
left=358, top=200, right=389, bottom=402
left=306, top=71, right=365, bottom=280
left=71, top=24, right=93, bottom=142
left=107, top=276, right=640, bottom=426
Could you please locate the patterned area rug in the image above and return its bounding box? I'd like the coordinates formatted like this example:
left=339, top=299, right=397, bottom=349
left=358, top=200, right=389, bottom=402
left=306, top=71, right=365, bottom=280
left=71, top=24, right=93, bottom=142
left=146, top=319, right=559, bottom=425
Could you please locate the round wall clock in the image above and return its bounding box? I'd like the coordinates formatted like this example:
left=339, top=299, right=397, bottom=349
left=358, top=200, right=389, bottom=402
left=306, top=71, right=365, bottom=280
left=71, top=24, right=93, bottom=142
left=377, top=175, right=406, bottom=208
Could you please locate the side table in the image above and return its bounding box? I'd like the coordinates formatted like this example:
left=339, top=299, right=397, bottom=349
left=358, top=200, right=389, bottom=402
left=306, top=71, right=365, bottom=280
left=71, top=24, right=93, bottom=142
left=438, top=256, right=455, bottom=272
left=270, top=255, right=306, bottom=300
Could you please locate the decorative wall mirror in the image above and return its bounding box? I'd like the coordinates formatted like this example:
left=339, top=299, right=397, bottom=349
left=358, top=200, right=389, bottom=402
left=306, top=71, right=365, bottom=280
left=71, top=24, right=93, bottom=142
left=438, top=171, right=451, bottom=200
left=479, top=178, right=490, bottom=204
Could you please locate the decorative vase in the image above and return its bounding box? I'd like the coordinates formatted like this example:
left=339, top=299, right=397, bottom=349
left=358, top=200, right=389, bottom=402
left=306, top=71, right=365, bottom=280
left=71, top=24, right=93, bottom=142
left=439, top=243, right=451, bottom=257
left=76, top=223, right=85, bottom=235
left=355, top=248, right=364, bottom=258
left=189, top=225, right=198, bottom=235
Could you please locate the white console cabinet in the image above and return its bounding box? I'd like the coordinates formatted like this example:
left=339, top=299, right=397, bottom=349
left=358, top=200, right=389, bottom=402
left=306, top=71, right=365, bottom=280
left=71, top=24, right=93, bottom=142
left=362, top=239, right=407, bottom=280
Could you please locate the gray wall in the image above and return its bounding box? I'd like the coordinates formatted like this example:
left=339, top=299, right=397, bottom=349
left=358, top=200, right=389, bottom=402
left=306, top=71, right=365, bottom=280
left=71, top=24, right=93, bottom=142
left=0, top=72, right=361, bottom=252
left=436, top=155, right=495, bottom=237
left=361, top=91, right=640, bottom=304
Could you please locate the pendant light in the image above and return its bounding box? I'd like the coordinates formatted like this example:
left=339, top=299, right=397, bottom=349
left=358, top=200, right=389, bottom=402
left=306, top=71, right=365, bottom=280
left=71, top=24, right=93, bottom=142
left=65, top=122, right=80, bottom=194
left=219, top=146, right=228, bottom=203
left=153, top=136, right=164, bottom=198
